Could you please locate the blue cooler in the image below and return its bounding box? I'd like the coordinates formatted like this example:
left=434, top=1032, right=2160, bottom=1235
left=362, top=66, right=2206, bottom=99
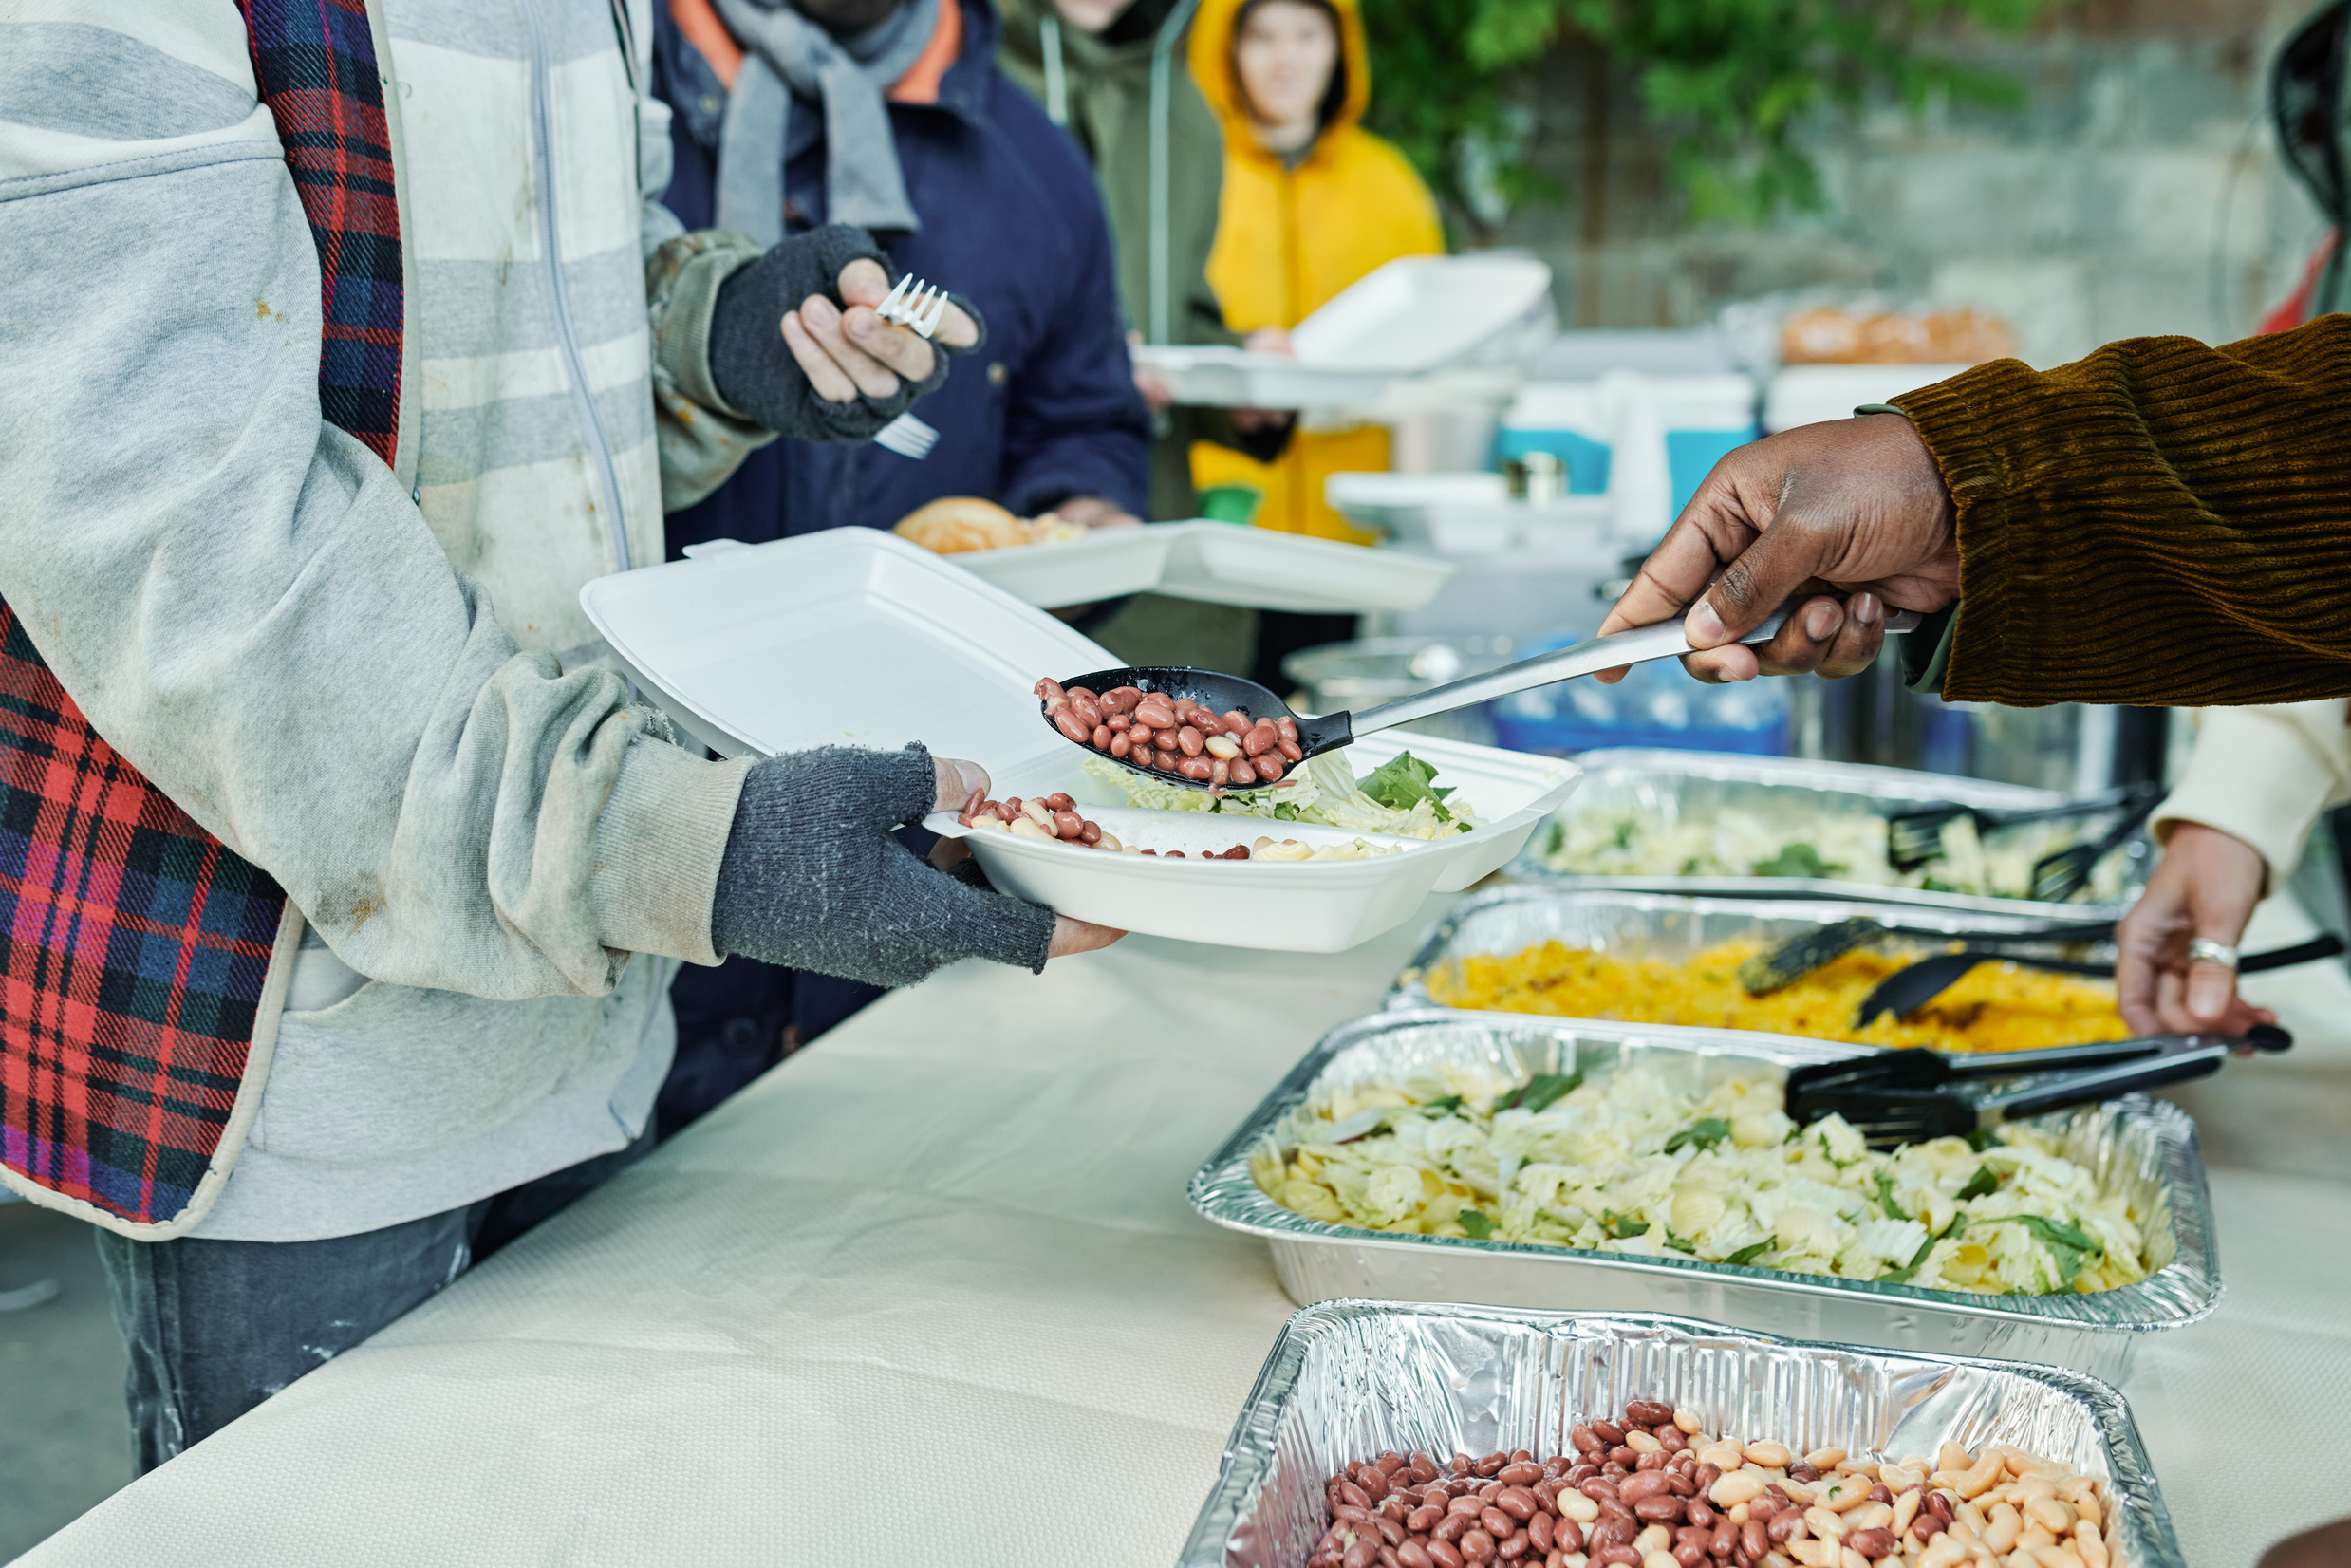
left=1487, top=629, right=1791, bottom=756
left=1496, top=374, right=1760, bottom=517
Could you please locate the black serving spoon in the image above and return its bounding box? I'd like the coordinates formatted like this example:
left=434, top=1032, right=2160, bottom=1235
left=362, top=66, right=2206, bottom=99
left=1039, top=607, right=1921, bottom=792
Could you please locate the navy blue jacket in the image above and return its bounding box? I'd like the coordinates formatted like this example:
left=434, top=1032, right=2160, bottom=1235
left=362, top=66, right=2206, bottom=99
left=655, top=0, right=1151, bottom=551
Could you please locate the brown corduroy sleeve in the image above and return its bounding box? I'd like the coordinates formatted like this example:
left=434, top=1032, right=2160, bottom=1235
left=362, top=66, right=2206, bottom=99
left=1894, top=313, right=2351, bottom=707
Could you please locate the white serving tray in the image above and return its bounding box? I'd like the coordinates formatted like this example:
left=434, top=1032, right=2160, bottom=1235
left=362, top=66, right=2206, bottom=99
left=580, top=528, right=1579, bottom=950
left=1290, top=254, right=1553, bottom=372
left=945, top=520, right=1453, bottom=612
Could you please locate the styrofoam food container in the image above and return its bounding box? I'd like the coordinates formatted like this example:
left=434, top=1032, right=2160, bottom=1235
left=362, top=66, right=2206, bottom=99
left=1323, top=473, right=1614, bottom=556
left=1129, top=345, right=1395, bottom=411
left=579, top=528, right=1580, bottom=950
left=1763, top=364, right=1972, bottom=432
left=1292, top=255, right=1553, bottom=373
left=1152, top=523, right=1454, bottom=612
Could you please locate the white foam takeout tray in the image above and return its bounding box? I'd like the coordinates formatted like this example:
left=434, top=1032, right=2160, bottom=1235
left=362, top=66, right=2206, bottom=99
left=1324, top=473, right=1616, bottom=557
left=944, top=521, right=1456, bottom=613
left=1133, top=256, right=1554, bottom=409
left=580, top=528, right=1581, bottom=950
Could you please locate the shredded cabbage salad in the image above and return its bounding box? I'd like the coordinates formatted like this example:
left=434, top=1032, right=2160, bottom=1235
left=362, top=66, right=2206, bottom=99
left=1250, top=1062, right=2152, bottom=1297
left=1082, top=749, right=1475, bottom=841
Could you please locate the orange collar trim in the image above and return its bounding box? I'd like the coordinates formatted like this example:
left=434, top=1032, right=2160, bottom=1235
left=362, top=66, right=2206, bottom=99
left=669, top=0, right=960, bottom=105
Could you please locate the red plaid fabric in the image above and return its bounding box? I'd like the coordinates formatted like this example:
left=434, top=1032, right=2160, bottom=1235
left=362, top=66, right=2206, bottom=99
left=0, top=0, right=403, bottom=1227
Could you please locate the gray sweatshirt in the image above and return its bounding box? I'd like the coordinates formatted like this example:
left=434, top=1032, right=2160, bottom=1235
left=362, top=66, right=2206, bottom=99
left=0, top=0, right=1041, bottom=1242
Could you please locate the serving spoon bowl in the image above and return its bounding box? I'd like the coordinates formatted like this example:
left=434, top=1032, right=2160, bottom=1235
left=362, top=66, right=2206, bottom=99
left=1040, top=606, right=1921, bottom=792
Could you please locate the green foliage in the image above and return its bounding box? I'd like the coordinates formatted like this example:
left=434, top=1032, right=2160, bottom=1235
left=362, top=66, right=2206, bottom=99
left=1356, top=0, right=2062, bottom=229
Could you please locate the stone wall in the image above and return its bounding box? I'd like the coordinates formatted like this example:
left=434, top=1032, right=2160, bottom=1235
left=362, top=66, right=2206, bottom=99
left=1483, top=0, right=2337, bottom=362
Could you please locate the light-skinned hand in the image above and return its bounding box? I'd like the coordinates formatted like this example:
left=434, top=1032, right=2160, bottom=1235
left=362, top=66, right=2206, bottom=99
left=1052, top=495, right=1145, bottom=531
left=2114, top=821, right=2275, bottom=1036
left=1595, top=415, right=1961, bottom=684
left=931, top=757, right=1127, bottom=958
left=783, top=258, right=980, bottom=405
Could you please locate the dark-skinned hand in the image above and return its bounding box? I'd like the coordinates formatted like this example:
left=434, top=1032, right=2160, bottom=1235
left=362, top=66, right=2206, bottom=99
left=1595, top=414, right=1961, bottom=684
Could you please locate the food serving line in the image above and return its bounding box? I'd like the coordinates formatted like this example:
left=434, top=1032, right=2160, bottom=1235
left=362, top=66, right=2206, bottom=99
left=24, top=528, right=2351, bottom=1566
left=19, top=897, right=2351, bottom=1567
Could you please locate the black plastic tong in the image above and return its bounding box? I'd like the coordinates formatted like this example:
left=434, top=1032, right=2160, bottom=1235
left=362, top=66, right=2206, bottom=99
left=1882, top=783, right=2158, bottom=875
left=1852, top=934, right=2346, bottom=1027
left=1783, top=1026, right=2294, bottom=1148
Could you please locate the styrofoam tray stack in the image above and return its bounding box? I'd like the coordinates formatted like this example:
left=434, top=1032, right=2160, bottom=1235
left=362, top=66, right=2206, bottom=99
left=581, top=528, right=1580, bottom=950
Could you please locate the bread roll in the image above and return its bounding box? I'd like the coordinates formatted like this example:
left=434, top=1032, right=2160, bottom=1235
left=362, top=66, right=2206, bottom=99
left=892, top=496, right=1027, bottom=554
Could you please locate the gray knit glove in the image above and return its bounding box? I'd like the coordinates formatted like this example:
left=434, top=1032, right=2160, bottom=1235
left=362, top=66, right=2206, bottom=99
left=707, top=224, right=982, bottom=442
left=712, top=744, right=1055, bottom=987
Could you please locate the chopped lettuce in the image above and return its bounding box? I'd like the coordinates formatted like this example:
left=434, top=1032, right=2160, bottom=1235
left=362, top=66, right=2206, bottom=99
left=1080, top=749, right=1474, bottom=841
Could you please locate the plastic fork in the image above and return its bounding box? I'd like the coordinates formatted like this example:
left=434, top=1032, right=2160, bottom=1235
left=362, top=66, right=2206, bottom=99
left=874, top=273, right=951, bottom=338
left=1782, top=1026, right=2292, bottom=1148
left=873, top=413, right=937, bottom=459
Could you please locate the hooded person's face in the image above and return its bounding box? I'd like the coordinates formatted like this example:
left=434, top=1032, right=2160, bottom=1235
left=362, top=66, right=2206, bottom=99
left=792, top=0, right=907, bottom=38
left=1052, top=0, right=1129, bottom=35
left=1232, top=0, right=1337, bottom=135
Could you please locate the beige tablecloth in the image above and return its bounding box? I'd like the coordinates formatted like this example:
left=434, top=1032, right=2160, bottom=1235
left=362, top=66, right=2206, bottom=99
left=21, top=898, right=2351, bottom=1568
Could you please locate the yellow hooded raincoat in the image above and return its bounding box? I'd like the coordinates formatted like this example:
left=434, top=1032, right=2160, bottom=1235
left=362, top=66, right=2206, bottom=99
left=1187, top=0, right=1443, bottom=544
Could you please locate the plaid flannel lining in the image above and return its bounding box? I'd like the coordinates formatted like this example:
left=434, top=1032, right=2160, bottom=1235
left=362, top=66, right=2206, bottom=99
left=0, top=0, right=403, bottom=1227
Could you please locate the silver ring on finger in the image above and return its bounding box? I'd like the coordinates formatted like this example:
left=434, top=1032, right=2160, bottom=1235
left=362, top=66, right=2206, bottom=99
left=2187, top=938, right=2239, bottom=971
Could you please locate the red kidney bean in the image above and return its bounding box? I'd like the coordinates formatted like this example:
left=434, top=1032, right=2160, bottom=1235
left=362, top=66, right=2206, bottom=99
left=1177, top=724, right=1205, bottom=756
left=1608, top=1447, right=1637, bottom=1469
left=1411, top=1454, right=1439, bottom=1484
left=1133, top=699, right=1176, bottom=728
left=1497, top=1463, right=1542, bottom=1488
left=1155, top=747, right=1180, bottom=771
left=1408, top=1505, right=1445, bottom=1533
left=1398, top=1543, right=1433, bottom=1568
left=1589, top=1421, right=1626, bottom=1447
left=1229, top=756, right=1259, bottom=785
left=1343, top=1541, right=1376, bottom=1568
left=1596, top=1547, right=1640, bottom=1567
left=1708, top=1521, right=1738, bottom=1559
left=1433, top=1514, right=1473, bottom=1544
left=1868, top=1484, right=1893, bottom=1505
left=1069, top=696, right=1103, bottom=729
left=1926, top=1492, right=1954, bottom=1523
left=1741, top=1518, right=1769, bottom=1558
left=1657, top=1426, right=1687, bottom=1453
left=1335, top=1480, right=1372, bottom=1512
left=1765, top=1511, right=1802, bottom=1545
left=1459, top=1530, right=1494, bottom=1564
left=1179, top=756, right=1214, bottom=781
left=1494, top=1533, right=1526, bottom=1561
left=1376, top=1517, right=1407, bottom=1547
left=1243, top=722, right=1277, bottom=756
left=1253, top=753, right=1285, bottom=781
left=1053, top=710, right=1091, bottom=742
left=1589, top=1517, right=1636, bottom=1552
left=1448, top=1497, right=1484, bottom=1519
left=1577, top=1480, right=1619, bottom=1505
left=1633, top=1496, right=1684, bottom=1523
left=1110, top=732, right=1132, bottom=758
left=1481, top=1508, right=1513, bottom=1538
left=1090, top=722, right=1113, bottom=748
left=1078, top=822, right=1102, bottom=845
left=1846, top=1528, right=1896, bottom=1559
left=1496, top=1487, right=1537, bottom=1521
left=1624, top=1402, right=1672, bottom=1427
left=1633, top=1451, right=1667, bottom=1473
left=1617, top=1474, right=1669, bottom=1506
left=1034, top=676, right=1066, bottom=705
left=1788, top=1465, right=1820, bottom=1485
left=1102, top=685, right=1140, bottom=712
left=1553, top=1521, right=1582, bottom=1555
left=1527, top=1512, right=1554, bottom=1553
left=1048, top=810, right=1080, bottom=838
left=1693, top=1463, right=1720, bottom=1495
left=1470, top=1452, right=1505, bottom=1478
left=1277, top=714, right=1299, bottom=740
left=1278, top=737, right=1304, bottom=761
left=1684, top=1498, right=1713, bottom=1530
left=1662, top=1471, right=1692, bottom=1499
left=1426, top=1541, right=1465, bottom=1568
left=1913, top=1517, right=1944, bottom=1544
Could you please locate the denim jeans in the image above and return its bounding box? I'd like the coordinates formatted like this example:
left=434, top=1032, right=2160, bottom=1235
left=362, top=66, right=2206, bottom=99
left=94, top=1129, right=652, bottom=1472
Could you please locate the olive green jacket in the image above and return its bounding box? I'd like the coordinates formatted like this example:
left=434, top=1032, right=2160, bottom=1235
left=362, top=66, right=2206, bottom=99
left=999, top=0, right=1262, bottom=517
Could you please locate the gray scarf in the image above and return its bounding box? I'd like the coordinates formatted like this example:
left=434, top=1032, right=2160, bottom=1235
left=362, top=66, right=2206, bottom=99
left=713, top=0, right=941, bottom=244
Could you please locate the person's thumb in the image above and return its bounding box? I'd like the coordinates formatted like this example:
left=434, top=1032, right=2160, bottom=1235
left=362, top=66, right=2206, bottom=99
left=933, top=756, right=991, bottom=812
left=2184, top=904, right=2255, bottom=1027
left=1687, top=513, right=1828, bottom=647
left=836, top=256, right=892, bottom=309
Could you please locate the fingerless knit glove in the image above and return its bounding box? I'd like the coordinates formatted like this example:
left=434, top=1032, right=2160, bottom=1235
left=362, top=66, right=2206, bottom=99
left=706, top=224, right=983, bottom=443
left=711, top=744, right=1054, bottom=987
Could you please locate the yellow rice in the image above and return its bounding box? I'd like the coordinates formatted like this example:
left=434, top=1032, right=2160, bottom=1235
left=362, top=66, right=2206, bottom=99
left=1424, top=938, right=2128, bottom=1054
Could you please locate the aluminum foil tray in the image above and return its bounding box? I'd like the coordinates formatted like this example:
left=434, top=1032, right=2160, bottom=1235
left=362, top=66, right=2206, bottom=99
left=1179, top=1303, right=2180, bottom=1568
left=1506, top=748, right=2147, bottom=921
left=1390, top=885, right=2119, bottom=1017
left=1186, top=1009, right=2219, bottom=1385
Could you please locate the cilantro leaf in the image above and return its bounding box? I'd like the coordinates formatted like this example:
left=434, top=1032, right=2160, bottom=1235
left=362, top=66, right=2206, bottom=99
left=1882, top=1233, right=1941, bottom=1284
left=1966, top=1128, right=2000, bottom=1153
left=1664, top=1229, right=1702, bottom=1255
left=1274, top=802, right=1299, bottom=822
left=2008, top=1214, right=2103, bottom=1282
left=1663, top=1117, right=1732, bottom=1156
left=1955, top=1166, right=2000, bottom=1202
left=1458, top=1207, right=1495, bottom=1240
left=1500, top=1072, right=1582, bottom=1114
left=1419, top=1094, right=1465, bottom=1118
left=1600, top=1209, right=1650, bottom=1240
left=1724, top=1241, right=1773, bottom=1266
left=1875, top=1171, right=1911, bottom=1222
left=1364, top=752, right=1455, bottom=822
left=1749, top=842, right=1845, bottom=879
